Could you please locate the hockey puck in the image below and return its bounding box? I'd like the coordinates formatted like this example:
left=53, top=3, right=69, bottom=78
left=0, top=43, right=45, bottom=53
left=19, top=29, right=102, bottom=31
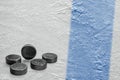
left=21, top=44, right=36, bottom=60
left=6, top=54, right=21, bottom=65
left=30, top=59, right=47, bottom=70
left=10, top=63, right=27, bottom=75
left=42, top=53, right=57, bottom=63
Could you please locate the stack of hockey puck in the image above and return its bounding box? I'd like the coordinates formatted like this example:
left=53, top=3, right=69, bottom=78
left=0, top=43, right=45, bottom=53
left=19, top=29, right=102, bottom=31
left=5, top=44, right=58, bottom=76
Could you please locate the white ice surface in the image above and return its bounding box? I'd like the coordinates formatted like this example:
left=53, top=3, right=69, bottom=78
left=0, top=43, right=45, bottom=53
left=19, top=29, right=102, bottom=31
left=110, top=0, right=120, bottom=80
left=0, top=0, right=71, bottom=80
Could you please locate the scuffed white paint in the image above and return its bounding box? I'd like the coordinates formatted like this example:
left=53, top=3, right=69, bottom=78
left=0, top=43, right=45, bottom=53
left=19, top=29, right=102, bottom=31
left=110, top=0, right=120, bottom=80
left=0, top=0, right=71, bottom=80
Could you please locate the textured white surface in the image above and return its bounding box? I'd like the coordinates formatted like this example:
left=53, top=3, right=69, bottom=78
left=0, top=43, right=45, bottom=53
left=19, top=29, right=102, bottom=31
left=110, top=0, right=120, bottom=80
left=0, top=0, right=71, bottom=80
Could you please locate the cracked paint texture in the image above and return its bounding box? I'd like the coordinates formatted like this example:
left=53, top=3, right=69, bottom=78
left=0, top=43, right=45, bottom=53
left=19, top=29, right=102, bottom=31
left=0, top=0, right=71, bottom=80
left=66, top=0, right=115, bottom=80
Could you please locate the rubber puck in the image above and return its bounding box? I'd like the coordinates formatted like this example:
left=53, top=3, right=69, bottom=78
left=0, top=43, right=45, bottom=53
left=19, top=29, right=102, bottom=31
left=6, top=54, right=21, bottom=65
left=21, top=44, right=36, bottom=60
left=30, top=59, right=47, bottom=70
left=42, top=53, right=57, bottom=63
left=10, top=63, right=27, bottom=75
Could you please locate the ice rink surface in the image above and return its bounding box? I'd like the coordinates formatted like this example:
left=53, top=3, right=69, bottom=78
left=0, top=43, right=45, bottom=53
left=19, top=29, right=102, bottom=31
left=0, top=0, right=120, bottom=80
left=110, top=0, right=120, bottom=80
left=0, top=0, right=71, bottom=80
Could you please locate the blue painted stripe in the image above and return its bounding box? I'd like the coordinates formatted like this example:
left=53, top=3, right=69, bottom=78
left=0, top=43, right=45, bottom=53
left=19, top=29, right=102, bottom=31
left=66, top=0, right=115, bottom=80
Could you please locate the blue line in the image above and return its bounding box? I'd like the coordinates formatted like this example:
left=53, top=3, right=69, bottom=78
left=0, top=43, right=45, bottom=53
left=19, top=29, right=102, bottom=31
left=66, top=0, right=115, bottom=80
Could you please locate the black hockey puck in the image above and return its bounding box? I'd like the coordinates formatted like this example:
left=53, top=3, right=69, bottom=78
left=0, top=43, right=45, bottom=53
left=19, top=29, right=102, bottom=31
left=21, top=44, right=36, bottom=60
left=6, top=54, right=21, bottom=65
left=42, top=53, right=57, bottom=63
left=30, top=59, right=47, bottom=70
left=10, top=63, right=27, bottom=75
